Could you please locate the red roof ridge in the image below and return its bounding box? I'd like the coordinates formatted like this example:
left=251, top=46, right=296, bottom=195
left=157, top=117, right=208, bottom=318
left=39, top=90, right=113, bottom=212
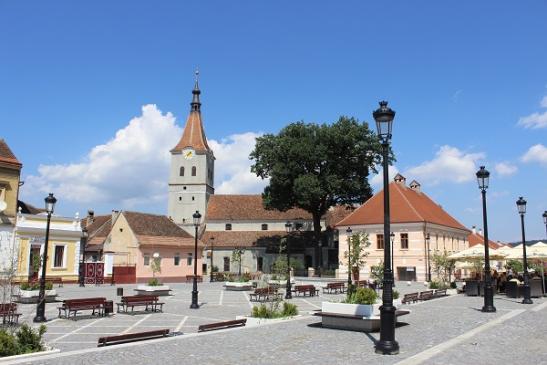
left=394, top=183, right=424, bottom=221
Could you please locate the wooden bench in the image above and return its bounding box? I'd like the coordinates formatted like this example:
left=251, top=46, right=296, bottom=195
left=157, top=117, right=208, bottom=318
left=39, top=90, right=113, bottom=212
left=98, top=329, right=170, bottom=347
left=314, top=310, right=410, bottom=332
left=117, top=295, right=164, bottom=314
left=402, top=292, right=419, bottom=304
left=185, top=275, right=203, bottom=283
left=249, top=287, right=281, bottom=302
left=322, top=282, right=346, bottom=294
left=292, top=285, right=319, bottom=297
left=198, top=319, right=247, bottom=332
left=210, top=272, right=224, bottom=282
left=418, top=290, right=434, bottom=301
left=0, top=303, right=21, bottom=324
left=58, top=297, right=106, bottom=319
left=433, top=289, right=447, bottom=298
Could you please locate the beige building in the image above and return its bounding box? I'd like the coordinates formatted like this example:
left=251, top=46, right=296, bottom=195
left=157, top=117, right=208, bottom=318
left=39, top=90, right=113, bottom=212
left=336, top=174, right=470, bottom=282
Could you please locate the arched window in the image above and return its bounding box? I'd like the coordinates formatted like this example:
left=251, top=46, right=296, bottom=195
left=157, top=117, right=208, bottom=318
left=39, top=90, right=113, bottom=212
left=179, top=166, right=185, bottom=176
left=192, top=166, right=197, bottom=176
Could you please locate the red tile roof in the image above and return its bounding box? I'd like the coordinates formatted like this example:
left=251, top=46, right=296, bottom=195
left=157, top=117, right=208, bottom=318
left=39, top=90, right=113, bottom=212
left=202, top=230, right=285, bottom=248
left=171, top=111, right=211, bottom=153
left=468, top=232, right=503, bottom=249
left=82, top=215, right=112, bottom=247
left=0, top=139, right=22, bottom=169
left=207, top=195, right=313, bottom=221
left=325, top=205, right=355, bottom=228
left=336, top=181, right=469, bottom=232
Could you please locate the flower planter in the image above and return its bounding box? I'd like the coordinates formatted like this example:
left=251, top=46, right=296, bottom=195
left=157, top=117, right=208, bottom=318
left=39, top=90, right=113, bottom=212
left=224, top=282, right=253, bottom=291
left=320, top=299, right=403, bottom=332
left=321, top=299, right=403, bottom=318
left=18, top=289, right=57, bottom=304
left=134, top=285, right=171, bottom=296
left=236, top=315, right=300, bottom=326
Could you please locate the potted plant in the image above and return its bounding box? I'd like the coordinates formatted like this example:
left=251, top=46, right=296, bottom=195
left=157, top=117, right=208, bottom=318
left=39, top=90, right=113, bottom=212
left=238, top=300, right=299, bottom=326
left=224, top=272, right=253, bottom=291
left=135, top=253, right=171, bottom=296
left=18, top=282, right=57, bottom=304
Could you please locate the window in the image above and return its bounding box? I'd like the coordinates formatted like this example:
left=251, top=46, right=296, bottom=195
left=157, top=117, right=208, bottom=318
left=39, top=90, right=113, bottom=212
left=223, top=257, right=230, bottom=272
left=400, top=233, right=409, bottom=249
left=174, top=253, right=180, bottom=266
left=191, top=166, right=196, bottom=176
left=187, top=253, right=193, bottom=266
left=261, top=224, right=268, bottom=231
left=144, top=254, right=150, bottom=266
left=225, top=223, right=232, bottom=231
left=192, top=196, right=195, bottom=201
left=376, top=234, right=384, bottom=249
left=179, top=166, right=185, bottom=176
left=53, top=245, right=64, bottom=268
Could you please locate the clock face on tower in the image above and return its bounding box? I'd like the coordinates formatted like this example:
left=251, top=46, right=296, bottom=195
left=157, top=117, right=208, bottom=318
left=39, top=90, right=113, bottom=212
left=183, top=149, right=195, bottom=160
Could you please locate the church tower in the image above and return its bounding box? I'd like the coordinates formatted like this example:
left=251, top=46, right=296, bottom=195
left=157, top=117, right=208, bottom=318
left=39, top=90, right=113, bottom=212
left=168, top=72, right=215, bottom=235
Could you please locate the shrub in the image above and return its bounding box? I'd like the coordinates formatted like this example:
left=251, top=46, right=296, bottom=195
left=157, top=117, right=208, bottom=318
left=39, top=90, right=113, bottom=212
left=147, top=278, right=161, bottom=286
left=281, top=302, right=298, bottom=317
left=346, top=287, right=377, bottom=305
left=0, top=324, right=46, bottom=358
left=393, top=289, right=400, bottom=300
left=450, top=281, right=457, bottom=289
left=241, top=272, right=252, bottom=282
left=211, top=265, right=219, bottom=273
left=45, top=282, right=53, bottom=290
left=429, top=281, right=439, bottom=289
left=20, top=282, right=30, bottom=290
left=251, top=302, right=298, bottom=319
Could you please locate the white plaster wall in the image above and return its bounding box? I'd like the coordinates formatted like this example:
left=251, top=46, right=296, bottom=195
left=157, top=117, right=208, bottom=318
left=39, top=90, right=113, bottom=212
left=206, top=220, right=321, bottom=232
left=0, top=225, right=17, bottom=274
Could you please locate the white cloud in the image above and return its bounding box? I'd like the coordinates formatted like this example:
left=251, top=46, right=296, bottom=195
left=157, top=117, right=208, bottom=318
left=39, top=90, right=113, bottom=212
left=494, top=162, right=518, bottom=176
left=370, top=165, right=399, bottom=186
left=521, top=144, right=547, bottom=166
left=209, top=132, right=269, bottom=194
left=518, top=111, right=547, bottom=129
left=24, top=104, right=179, bottom=208
left=22, top=104, right=267, bottom=212
left=541, top=96, right=547, bottom=108
left=405, top=146, right=485, bottom=185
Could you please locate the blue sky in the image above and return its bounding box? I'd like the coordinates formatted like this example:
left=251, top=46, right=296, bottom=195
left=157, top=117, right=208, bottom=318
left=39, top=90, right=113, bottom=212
left=1, top=1, right=546, bottom=242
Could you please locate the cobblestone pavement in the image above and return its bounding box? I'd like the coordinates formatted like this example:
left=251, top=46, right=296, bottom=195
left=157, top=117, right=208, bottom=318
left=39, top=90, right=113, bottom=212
left=7, top=281, right=545, bottom=365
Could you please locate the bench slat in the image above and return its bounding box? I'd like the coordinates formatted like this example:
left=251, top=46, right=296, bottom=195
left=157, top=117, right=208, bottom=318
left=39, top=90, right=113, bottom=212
left=98, top=329, right=170, bottom=347
left=198, top=319, right=247, bottom=332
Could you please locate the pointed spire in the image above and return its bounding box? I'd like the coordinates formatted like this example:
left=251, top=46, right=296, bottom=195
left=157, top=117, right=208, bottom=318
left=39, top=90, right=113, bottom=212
left=191, top=69, right=201, bottom=112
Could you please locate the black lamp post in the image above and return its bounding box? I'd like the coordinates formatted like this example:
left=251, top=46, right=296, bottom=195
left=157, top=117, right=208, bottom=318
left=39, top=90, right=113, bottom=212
left=476, top=166, right=496, bottom=313
left=390, top=232, right=395, bottom=276
left=426, top=233, right=431, bottom=282
left=373, top=101, right=399, bottom=355
left=346, top=227, right=353, bottom=290
left=79, top=228, right=88, bottom=287
left=33, top=193, right=57, bottom=323
left=190, top=210, right=201, bottom=309
left=543, top=211, right=547, bottom=239
left=516, top=197, right=532, bottom=304
left=285, top=221, right=293, bottom=299
left=209, top=237, right=215, bottom=282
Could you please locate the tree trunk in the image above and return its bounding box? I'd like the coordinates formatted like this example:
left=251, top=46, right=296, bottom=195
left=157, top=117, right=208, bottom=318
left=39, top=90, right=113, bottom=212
left=313, top=212, right=322, bottom=275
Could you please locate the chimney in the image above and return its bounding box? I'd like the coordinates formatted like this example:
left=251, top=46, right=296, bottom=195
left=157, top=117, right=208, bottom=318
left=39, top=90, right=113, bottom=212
left=479, top=228, right=483, bottom=236
left=112, top=210, right=120, bottom=224
left=409, top=180, right=421, bottom=192
left=394, top=173, right=406, bottom=186
left=472, top=225, right=476, bottom=234
left=86, top=209, right=95, bottom=226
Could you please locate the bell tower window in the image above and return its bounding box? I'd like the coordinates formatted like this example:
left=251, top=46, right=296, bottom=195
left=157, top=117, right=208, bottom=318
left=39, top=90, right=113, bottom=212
left=179, top=167, right=185, bottom=176
left=192, top=166, right=197, bottom=176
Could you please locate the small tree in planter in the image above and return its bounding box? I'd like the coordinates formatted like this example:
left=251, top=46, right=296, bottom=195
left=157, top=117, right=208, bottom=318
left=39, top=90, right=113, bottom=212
left=231, top=248, right=244, bottom=277
left=370, top=261, right=384, bottom=284
left=342, top=232, right=371, bottom=292
left=431, top=250, right=456, bottom=286
left=151, top=253, right=161, bottom=281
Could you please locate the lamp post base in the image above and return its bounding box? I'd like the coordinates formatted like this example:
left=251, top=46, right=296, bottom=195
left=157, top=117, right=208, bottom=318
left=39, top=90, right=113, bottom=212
left=375, top=340, right=400, bottom=355
left=481, top=305, right=496, bottom=313
left=190, top=291, right=199, bottom=309
left=33, top=315, right=47, bottom=323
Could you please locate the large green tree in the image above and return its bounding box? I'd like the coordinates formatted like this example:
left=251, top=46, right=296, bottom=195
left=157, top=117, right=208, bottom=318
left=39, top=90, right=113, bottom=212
left=250, top=116, right=388, bottom=267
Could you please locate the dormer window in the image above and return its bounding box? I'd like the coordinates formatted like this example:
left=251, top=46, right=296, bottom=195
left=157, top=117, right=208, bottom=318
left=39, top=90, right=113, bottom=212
left=261, top=224, right=268, bottom=231
left=225, top=223, right=232, bottom=231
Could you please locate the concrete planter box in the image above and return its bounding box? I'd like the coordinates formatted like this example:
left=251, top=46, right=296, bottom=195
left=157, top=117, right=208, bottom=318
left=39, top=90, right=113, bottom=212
left=446, top=288, right=458, bottom=296
left=321, top=299, right=402, bottom=318
left=224, top=282, right=253, bottom=291
left=135, top=285, right=171, bottom=296
left=18, top=289, right=57, bottom=304
left=320, top=300, right=403, bottom=332
left=236, top=315, right=301, bottom=326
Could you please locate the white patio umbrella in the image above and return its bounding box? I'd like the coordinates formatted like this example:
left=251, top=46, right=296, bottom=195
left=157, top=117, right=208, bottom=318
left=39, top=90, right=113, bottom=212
left=448, top=244, right=507, bottom=260
left=505, top=245, right=547, bottom=293
left=532, top=241, right=547, bottom=247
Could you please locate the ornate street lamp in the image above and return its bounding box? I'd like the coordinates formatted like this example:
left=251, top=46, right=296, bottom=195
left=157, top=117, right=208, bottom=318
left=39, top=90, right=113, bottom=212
left=34, top=193, right=57, bottom=323
left=426, top=233, right=431, bottom=282
left=373, top=101, right=399, bottom=355
left=476, top=166, right=496, bottom=312
left=209, top=237, right=215, bottom=282
left=285, top=221, right=293, bottom=299
left=79, top=228, right=88, bottom=287
left=516, top=197, right=532, bottom=304
left=543, top=211, right=547, bottom=239
left=346, top=227, right=353, bottom=291
left=190, top=211, right=201, bottom=309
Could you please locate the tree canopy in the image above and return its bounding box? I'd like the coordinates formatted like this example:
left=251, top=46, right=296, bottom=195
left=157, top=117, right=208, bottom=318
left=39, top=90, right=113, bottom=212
left=250, top=116, right=388, bottom=239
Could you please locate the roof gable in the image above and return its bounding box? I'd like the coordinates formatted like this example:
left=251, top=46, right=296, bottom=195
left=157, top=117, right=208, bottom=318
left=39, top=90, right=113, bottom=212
left=123, top=211, right=193, bottom=238
left=0, top=139, right=22, bottom=169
